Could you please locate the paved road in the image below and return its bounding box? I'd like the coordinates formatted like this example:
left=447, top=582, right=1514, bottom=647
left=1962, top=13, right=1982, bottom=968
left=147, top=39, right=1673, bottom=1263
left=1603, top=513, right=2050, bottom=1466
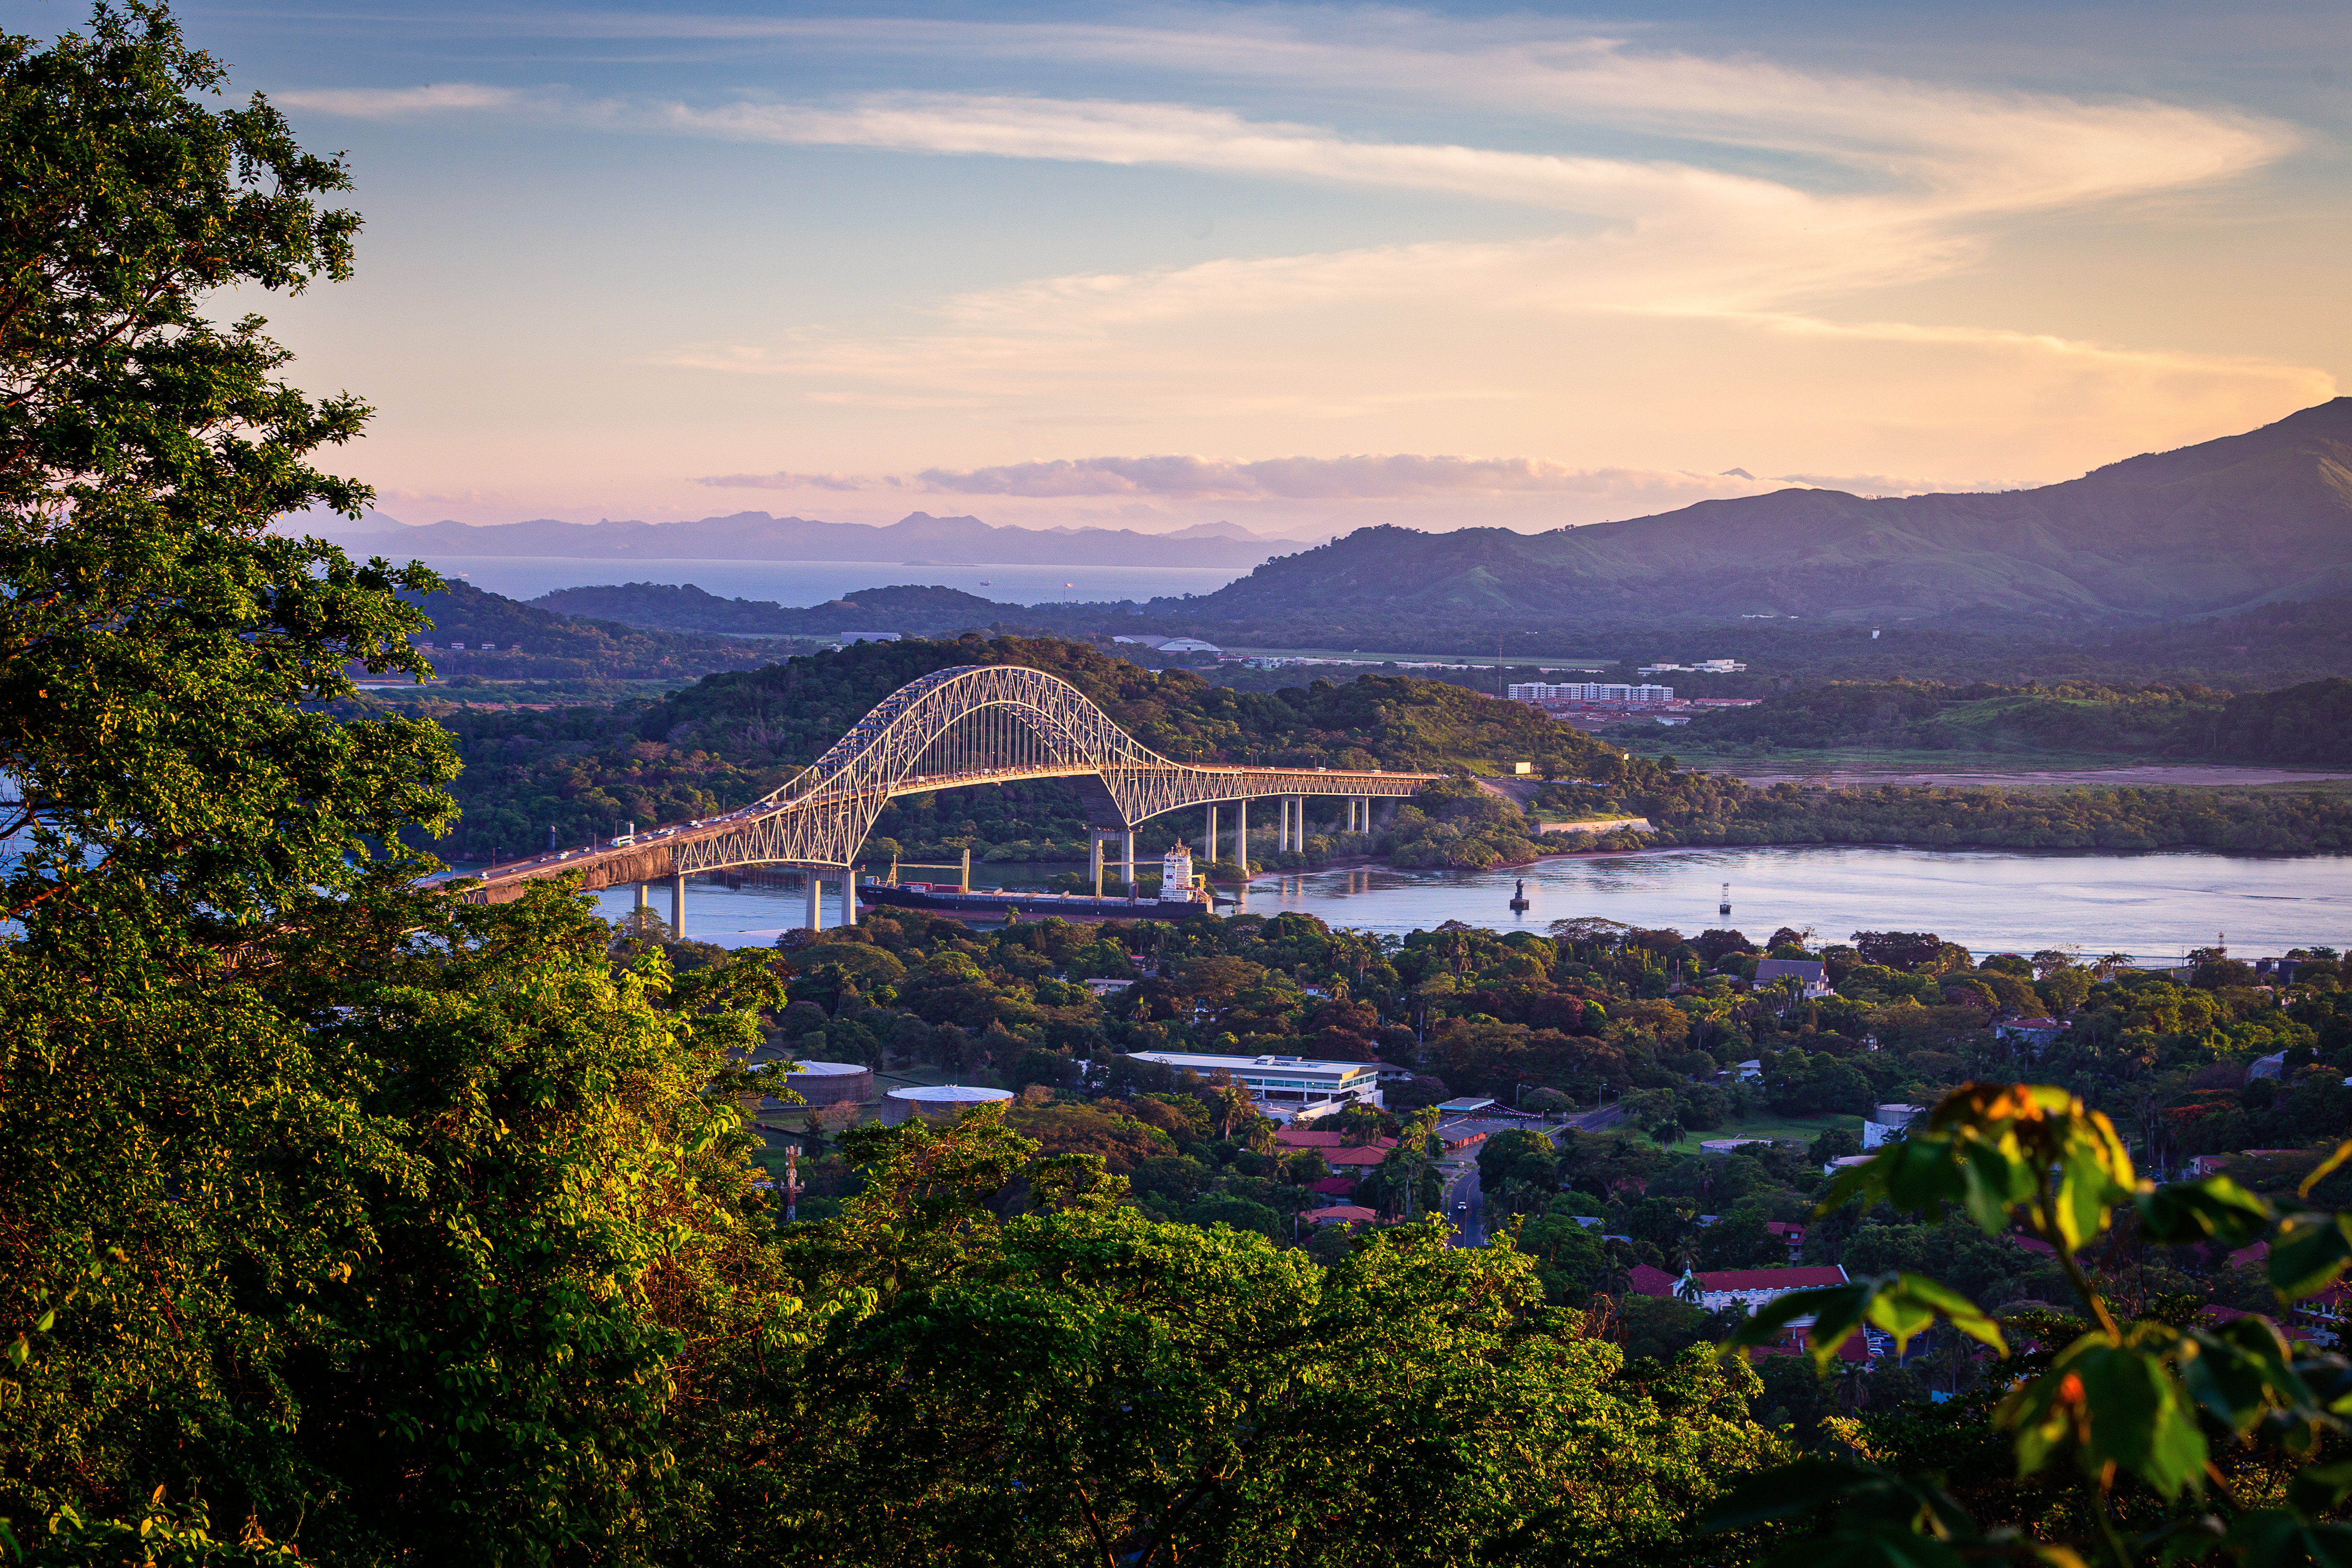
left=1442, top=1161, right=1486, bottom=1247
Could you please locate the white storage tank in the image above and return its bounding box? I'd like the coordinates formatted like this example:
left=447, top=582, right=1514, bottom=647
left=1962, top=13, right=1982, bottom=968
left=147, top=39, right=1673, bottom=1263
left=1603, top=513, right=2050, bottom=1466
left=882, top=1084, right=1015, bottom=1125
left=781, top=1059, right=873, bottom=1109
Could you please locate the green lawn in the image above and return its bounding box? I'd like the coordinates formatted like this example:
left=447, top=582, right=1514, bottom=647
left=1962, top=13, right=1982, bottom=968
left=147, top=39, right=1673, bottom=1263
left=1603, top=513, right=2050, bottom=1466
left=1652, top=1110, right=1862, bottom=1157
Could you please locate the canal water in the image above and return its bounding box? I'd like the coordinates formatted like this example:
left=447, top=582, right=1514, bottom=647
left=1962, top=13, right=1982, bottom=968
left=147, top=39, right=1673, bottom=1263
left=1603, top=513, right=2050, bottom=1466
left=560, top=845, right=2352, bottom=963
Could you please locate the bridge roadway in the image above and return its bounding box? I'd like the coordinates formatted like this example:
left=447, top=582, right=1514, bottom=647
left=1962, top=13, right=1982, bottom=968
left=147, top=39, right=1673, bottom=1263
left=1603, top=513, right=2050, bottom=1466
left=439, top=664, right=1440, bottom=921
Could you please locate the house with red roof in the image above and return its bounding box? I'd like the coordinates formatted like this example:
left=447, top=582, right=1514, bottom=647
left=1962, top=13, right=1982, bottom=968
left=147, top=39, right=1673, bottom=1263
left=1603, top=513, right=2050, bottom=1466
left=1683, top=1265, right=1850, bottom=1314
left=1749, top=1317, right=1872, bottom=1363
left=1303, top=1205, right=1382, bottom=1226
left=1626, top=1264, right=1683, bottom=1299
left=1274, top=1128, right=1396, bottom=1151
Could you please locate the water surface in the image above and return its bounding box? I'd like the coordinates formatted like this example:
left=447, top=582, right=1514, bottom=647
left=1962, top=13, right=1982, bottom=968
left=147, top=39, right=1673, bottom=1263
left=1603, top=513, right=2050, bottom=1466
left=562, top=845, right=2350, bottom=962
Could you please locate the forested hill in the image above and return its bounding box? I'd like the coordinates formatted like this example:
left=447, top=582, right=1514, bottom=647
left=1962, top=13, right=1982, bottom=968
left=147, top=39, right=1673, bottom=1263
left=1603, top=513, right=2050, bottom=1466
left=390, top=579, right=812, bottom=681
left=407, top=634, right=1618, bottom=858
left=1165, top=398, right=2352, bottom=626
left=530, top=580, right=1007, bottom=635
left=1672, top=676, right=2352, bottom=766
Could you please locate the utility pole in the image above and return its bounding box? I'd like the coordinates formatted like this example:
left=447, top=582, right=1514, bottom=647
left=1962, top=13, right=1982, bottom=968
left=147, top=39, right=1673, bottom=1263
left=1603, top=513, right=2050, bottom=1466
left=782, top=1143, right=805, bottom=1223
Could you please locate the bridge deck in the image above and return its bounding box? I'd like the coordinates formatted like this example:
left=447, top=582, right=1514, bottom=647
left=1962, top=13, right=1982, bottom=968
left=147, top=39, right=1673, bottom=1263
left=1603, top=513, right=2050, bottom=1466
left=448, top=760, right=1437, bottom=899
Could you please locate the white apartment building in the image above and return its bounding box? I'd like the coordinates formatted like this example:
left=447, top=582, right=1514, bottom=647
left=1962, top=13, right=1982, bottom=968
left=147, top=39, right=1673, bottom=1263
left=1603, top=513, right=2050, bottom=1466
left=1127, top=1051, right=1385, bottom=1115
left=1507, top=682, right=1674, bottom=702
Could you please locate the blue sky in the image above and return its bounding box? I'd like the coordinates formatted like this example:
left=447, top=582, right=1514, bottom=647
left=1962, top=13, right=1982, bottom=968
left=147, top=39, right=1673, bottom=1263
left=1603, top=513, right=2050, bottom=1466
left=90, top=0, right=2350, bottom=533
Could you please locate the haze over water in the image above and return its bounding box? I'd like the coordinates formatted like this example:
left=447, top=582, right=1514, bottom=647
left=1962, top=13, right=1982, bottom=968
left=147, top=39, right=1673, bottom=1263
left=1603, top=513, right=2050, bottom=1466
left=413, top=557, right=1250, bottom=610
left=570, top=845, right=2352, bottom=962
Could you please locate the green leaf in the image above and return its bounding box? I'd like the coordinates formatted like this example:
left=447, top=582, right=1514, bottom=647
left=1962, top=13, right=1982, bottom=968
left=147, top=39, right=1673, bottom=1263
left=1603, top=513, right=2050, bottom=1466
left=2135, top=1176, right=2272, bottom=1248
left=2223, top=1510, right=2352, bottom=1568
left=2287, top=1460, right=2352, bottom=1517
left=2301, top=1139, right=2352, bottom=1200
left=1718, top=1274, right=2003, bottom=1374
left=2176, top=1318, right=2313, bottom=1433
left=1999, top=1332, right=2208, bottom=1498
left=2270, top=1211, right=2352, bottom=1301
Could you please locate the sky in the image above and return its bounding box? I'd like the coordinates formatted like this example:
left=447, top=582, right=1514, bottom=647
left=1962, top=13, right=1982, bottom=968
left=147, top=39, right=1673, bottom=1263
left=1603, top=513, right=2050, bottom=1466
left=87, top=0, right=2352, bottom=536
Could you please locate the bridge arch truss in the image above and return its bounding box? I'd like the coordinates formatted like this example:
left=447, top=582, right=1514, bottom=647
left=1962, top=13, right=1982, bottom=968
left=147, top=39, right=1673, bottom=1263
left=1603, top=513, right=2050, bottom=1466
left=456, top=664, right=1436, bottom=900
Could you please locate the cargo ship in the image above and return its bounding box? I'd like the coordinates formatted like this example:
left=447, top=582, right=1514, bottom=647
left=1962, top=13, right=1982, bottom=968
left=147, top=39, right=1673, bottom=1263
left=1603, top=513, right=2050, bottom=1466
left=859, top=840, right=1218, bottom=922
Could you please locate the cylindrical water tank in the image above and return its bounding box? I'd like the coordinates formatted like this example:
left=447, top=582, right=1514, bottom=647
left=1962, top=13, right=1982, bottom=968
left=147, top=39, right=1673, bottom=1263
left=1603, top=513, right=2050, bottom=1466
left=882, top=1084, right=1015, bottom=1125
left=781, top=1060, right=873, bottom=1109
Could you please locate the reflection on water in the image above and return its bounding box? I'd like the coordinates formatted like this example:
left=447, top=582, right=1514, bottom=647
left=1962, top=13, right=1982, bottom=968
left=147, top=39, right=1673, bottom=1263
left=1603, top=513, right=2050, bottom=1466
left=531, top=844, right=2352, bottom=960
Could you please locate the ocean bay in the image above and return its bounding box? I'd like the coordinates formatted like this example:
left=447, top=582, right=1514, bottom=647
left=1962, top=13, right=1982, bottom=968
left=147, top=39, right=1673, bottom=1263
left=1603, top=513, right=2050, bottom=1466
left=564, top=843, right=2352, bottom=960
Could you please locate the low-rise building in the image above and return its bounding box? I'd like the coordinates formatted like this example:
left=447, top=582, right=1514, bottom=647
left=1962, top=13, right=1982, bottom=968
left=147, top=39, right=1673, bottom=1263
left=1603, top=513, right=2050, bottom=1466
left=1680, top=1265, right=1851, bottom=1314
left=1508, top=680, right=1675, bottom=702
left=1127, top=1051, right=1384, bottom=1115
left=1996, top=1017, right=2063, bottom=1049
left=1752, top=958, right=1834, bottom=999
left=1701, top=1136, right=1772, bottom=1155
left=1862, top=1103, right=1924, bottom=1149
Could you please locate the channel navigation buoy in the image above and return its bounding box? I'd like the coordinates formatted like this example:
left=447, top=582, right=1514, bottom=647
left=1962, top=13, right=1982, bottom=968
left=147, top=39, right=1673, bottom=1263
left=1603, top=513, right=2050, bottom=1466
left=1510, top=877, right=1530, bottom=913
left=1719, top=882, right=1731, bottom=917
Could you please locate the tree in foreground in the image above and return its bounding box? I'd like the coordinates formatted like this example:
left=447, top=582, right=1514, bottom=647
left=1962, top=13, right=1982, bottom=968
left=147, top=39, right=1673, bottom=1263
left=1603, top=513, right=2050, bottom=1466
left=1712, top=1083, right=2352, bottom=1568
left=0, top=6, right=790, bottom=1560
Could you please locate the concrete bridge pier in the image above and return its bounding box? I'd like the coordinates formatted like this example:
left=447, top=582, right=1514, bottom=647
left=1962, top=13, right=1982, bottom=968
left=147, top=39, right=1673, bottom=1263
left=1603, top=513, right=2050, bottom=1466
left=805, top=873, right=824, bottom=933
left=635, top=882, right=649, bottom=923
left=1204, top=804, right=1218, bottom=866
left=842, top=872, right=858, bottom=927
left=1123, top=830, right=1136, bottom=891
left=670, top=873, right=686, bottom=938
left=1233, top=799, right=1247, bottom=872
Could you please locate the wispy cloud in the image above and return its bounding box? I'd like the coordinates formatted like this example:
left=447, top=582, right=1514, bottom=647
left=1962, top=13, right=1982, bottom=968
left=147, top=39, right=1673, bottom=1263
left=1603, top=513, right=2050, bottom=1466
left=908, top=453, right=1722, bottom=500
left=698, top=469, right=865, bottom=491
left=276, top=83, right=524, bottom=117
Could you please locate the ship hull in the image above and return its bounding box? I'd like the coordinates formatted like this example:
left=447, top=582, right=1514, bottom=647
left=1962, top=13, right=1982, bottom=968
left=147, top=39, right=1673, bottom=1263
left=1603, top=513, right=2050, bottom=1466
left=859, top=882, right=1213, bottom=922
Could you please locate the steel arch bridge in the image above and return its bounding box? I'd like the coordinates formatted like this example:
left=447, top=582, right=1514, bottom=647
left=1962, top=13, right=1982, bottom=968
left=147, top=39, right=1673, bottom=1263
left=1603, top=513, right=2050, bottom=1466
left=447, top=663, right=1439, bottom=905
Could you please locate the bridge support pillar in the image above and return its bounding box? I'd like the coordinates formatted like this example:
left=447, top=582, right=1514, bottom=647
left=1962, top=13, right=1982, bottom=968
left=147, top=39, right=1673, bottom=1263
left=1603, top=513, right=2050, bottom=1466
left=635, top=882, right=649, bottom=920
left=1233, top=799, right=1246, bottom=873
left=1090, top=834, right=1104, bottom=897
left=1204, top=805, right=1218, bottom=867
left=805, top=873, right=824, bottom=932
left=1122, top=831, right=1135, bottom=893
left=842, top=872, right=858, bottom=926
left=670, top=874, right=686, bottom=938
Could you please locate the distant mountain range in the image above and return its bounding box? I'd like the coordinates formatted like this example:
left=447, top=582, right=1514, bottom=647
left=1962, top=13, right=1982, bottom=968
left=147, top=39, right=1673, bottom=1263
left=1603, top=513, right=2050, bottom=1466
left=1179, top=398, right=2352, bottom=624
left=529, top=581, right=1007, bottom=635
left=323, top=510, right=1315, bottom=570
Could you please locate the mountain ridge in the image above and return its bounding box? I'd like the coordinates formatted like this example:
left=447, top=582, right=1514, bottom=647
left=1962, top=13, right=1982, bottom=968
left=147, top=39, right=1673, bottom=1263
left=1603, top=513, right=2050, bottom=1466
left=1175, top=399, right=2352, bottom=623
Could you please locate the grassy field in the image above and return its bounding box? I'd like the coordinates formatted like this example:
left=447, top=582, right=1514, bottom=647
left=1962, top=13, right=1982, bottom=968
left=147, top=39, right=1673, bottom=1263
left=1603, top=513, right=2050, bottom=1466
left=1652, top=1110, right=1862, bottom=1157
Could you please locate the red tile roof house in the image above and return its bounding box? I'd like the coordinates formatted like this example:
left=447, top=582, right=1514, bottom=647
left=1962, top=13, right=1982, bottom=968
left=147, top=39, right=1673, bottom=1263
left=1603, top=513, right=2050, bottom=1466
left=1274, top=1128, right=1396, bottom=1151
left=1764, top=1221, right=1807, bottom=1256
left=1751, top=1318, right=1871, bottom=1363
left=1308, top=1176, right=1358, bottom=1198
left=1627, top=1264, right=1682, bottom=1298
left=1303, top=1205, right=1383, bottom=1226
left=1323, top=1144, right=1394, bottom=1175
left=1684, top=1265, right=1851, bottom=1314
